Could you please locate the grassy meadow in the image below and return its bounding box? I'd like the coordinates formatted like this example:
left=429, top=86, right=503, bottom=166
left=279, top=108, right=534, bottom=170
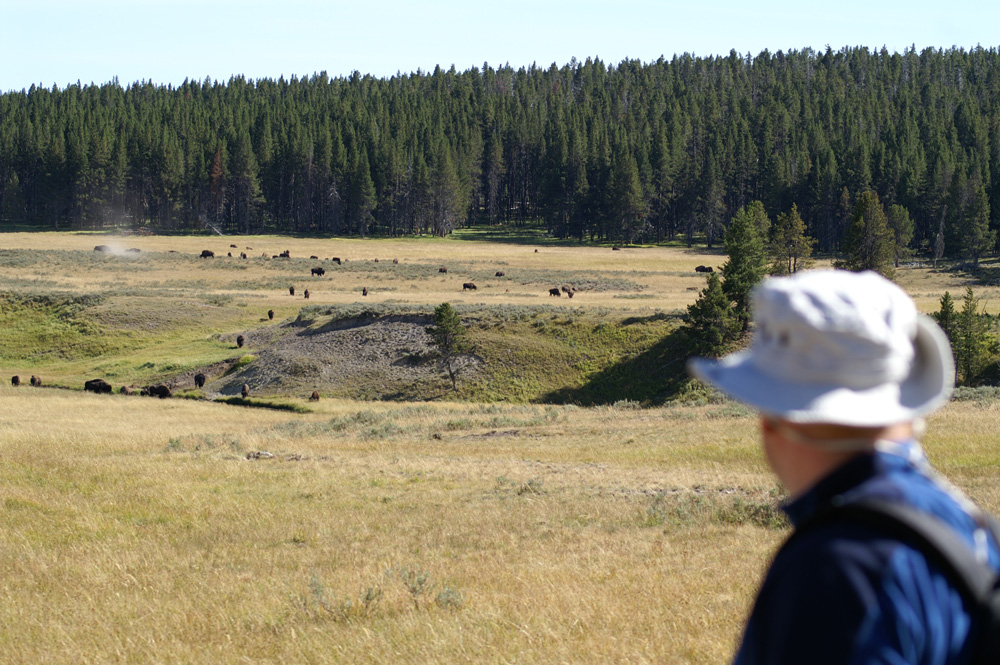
left=1, top=230, right=1000, bottom=663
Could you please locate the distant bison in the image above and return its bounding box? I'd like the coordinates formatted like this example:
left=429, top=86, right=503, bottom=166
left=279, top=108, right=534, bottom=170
left=230, top=244, right=238, bottom=248
left=439, top=267, right=448, bottom=273
left=120, top=386, right=136, bottom=395
left=279, top=250, right=290, bottom=258
left=695, top=265, right=714, bottom=273
left=146, top=384, right=172, bottom=399
left=237, top=335, right=245, bottom=348
left=268, top=309, right=274, bottom=320
left=392, top=258, right=399, bottom=264
left=240, top=252, right=247, bottom=259
left=227, top=252, right=232, bottom=257
left=303, top=289, right=310, bottom=299
left=311, top=267, right=325, bottom=276
left=289, top=286, right=295, bottom=296
left=463, top=282, right=477, bottom=291
left=11, top=375, right=20, bottom=387
left=241, top=384, right=250, bottom=399
left=362, top=287, right=368, bottom=296
left=309, top=390, right=320, bottom=401
left=84, top=378, right=113, bottom=394
left=201, top=250, right=215, bottom=258
left=310, top=255, right=319, bottom=260
left=194, top=373, right=206, bottom=389
left=612, top=246, right=621, bottom=251
left=374, top=258, right=379, bottom=263
left=94, top=245, right=110, bottom=252
left=30, top=375, right=40, bottom=387
left=549, top=288, right=561, bottom=297
left=495, top=271, right=505, bottom=277
left=331, top=257, right=342, bottom=265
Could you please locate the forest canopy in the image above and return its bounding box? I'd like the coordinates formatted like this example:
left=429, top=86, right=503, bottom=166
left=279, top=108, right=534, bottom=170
left=1, top=46, right=999, bottom=261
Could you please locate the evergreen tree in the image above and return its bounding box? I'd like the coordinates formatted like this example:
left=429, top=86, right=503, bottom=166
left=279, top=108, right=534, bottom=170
left=836, top=190, right=895, bottom=279
left=954, top=287, right=991, bottom=385
left=721, top=200, right=769, bottom=328
left=933, top=291, right=957, bottom=345
left=426, top=302, right=471, bottom=390
left=886, top=204, right=914, bottom=268
left=685, top=272, right=738, bottom=357
left=769, top=203, right=815, bottom=275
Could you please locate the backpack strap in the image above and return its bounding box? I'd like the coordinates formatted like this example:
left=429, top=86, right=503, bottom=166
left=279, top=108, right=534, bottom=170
left=793, top=498, right=1000, bottom=665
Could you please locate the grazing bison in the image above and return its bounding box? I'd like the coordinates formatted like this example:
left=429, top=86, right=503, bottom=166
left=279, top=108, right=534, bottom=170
left=495, top=271, right=505, bottom=277
left=392, top=258, right=399, bottom=264
left=331, top=257, right=342, bottom=265
left=237, top=335, right=245, bottom=348
left=311, top=267, right=325, bottom=276
left=230, top=244, right=238, bottom=248
left=549, top=288, right=561, bottom=297
left=268, top=309, right=274, bottom=320
left=241, top=384, right=250, bottom=399
left=439, top=267, right=448, bottom=273
left=362, top=287, right=368, bottom=296
left=463, top=282, right=477, bottom=291
left=227, top=252, right=232, bottom=257
left=240, top=252, right=247, bottom=259
left=374, top=258, right=379, bottom=263
left=289, top=286, right=295, bottom=296
left=84, top=378, right=113, bottom=394
left=11, top=375, right=20, bottom=387
left=147, top=384, right=172, bottom=399
left=694, top=265, right=713, bottom=273
left=194, top=373, right=206, bottom=389
left=303, top=289, right=310, bottom=299
left=200, top=249, right=215, bottom=258
left=279, top=250, right=290, bottom=258
left=30, top=375, right=40, bottom=387
left=94, top=245, right=110, bottom=252
left=612, top=246, right=621, bottom=251
left=309, top=390, right=320, bottom=401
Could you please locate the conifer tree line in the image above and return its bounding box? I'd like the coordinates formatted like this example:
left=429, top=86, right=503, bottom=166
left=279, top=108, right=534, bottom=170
left=2, top=46, right=999, bottom=257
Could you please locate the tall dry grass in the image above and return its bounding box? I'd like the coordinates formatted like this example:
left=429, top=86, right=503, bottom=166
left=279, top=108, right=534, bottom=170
left=1, top=386, right=996, bottom=664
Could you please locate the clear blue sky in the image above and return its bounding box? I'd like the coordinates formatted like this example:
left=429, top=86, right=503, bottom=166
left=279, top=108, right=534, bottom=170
left=2, top=0, right=997, bottom=93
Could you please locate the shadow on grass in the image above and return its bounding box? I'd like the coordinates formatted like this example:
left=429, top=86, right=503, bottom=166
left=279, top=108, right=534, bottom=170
left=540, top=327, right=696, bottom=406
left=215, top=396, right=310, bottom=413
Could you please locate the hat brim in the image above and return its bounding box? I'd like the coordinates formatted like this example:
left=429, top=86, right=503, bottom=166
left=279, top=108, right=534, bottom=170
left=687, top=315, right=954, bottom=426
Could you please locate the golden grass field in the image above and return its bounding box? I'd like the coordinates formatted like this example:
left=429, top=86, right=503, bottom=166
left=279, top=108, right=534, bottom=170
left=1, top=231, right=999, bottom=663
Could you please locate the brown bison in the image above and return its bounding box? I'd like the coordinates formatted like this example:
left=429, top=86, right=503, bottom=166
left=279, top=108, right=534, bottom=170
left=194, top=373, right=206, bottom=389
left=200, top=249, right=215, bottom=258
left=331, top=257, right=342, bottom=265
left=439, top=267, right=448, bottom=273
left=84, top=378, right=113, bottom=394
left=289, top=286, right=295, bottom=296
left=311, top=267, right=325, bottom=276
left=463, top=282, right=477, bottom=291
left=230, top=244, right=237, bottom=248
left=279, top=250, right=290, bottom=258
left=303, top=289, right=310, bottom=299
left=268, top=309, right=274, bottom=320
left=362, top=287, right=368, bottom=296
left=94, top=245, right=111, bottom=252
left=612, top=246, right=621, bottom=251
left=240, top=252, right=247, bottom=259
left=495, top=271, right=505, bottom=277
left=227, top=252, right=232, bottom=257
left=309, top=390, right=320, bottom=401
left=549, top=288, right=561, bottom=297
left=695, top=265, right=714, bottom=273
left=310, top=255, right=319, bottom=259
left=392, top=258, right=399, bottom=264
left=237, top=335, right=245, bottom=348
left=146, top=384, right=172, bottom=399
left=241, top=384, right=250, bottom=399
left=30, top=375, right=40, bottom=387
left=374, top=258, right=379, bottom=263
left=11, top=375, right=20, bottom=387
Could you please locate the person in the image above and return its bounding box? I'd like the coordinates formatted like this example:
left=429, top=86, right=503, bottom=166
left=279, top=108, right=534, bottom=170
left=687, top=269, right=1000, bottom=665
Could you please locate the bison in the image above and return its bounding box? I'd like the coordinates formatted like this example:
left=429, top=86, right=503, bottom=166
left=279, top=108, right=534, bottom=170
left=310, top=255, right=319, bottom=260
left=289, top=286, right=295, bottom=296
left=612, top=246, right=621, bottom=251
left=120, top=386, right=135, bottom=395
left=201, top=249, right=215, bottom=258
left=240, top=252, right=247, bottom=259
left=463, top=282, right=477, bottom=291
left=303, top=289, right=310, bottom=299
left=331, top=257, right=342, bottom=265
left=194, top=373, right=206, bottom=389
left=241, top=384, right=250, bottom=399
left=362, top=287, right=368, bottom=296
left=94, top=245, right=110, bottom=252
left=147, top=384, right=172, bottom=399
left=11, top=375, right=20, bottom=387
left=311, top=267, right=325, bottom=276
left=695, top=265, right=714, bottom=273
left=439, top=267, right=448, bottom=273
left=237, top=335, right=245, bottom=348
left=495, top=271, right=505, bottom=277
left=227, top=252, right=232, bottom=257
left=549, top=288, right=561, bottom=297
left=268, top=309, right=274, bottom=320
left=392, top=258, right=399, bottom=264
left=84, top=378, right=113, bottom=394
left=279, top=250, right=290, bottom=258
left=230, top=244, right=237, bottom=248
left=30, top=375, right=40, bottom=387
left=309, top=390, right=320, bottom=401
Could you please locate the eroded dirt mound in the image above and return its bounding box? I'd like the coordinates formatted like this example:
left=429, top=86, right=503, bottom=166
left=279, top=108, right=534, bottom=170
left=196, top=314, right=477, bottom=400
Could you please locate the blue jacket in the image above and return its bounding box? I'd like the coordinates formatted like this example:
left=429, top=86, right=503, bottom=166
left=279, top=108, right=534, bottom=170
left=733, top=442, right=1000, bottom=665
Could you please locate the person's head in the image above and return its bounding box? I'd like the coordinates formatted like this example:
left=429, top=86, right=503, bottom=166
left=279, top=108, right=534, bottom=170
left=688, top=270, right=954, bottom=491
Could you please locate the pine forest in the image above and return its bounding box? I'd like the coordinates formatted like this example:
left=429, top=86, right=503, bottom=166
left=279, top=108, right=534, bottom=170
left=2, top=46, right=999, bottom=262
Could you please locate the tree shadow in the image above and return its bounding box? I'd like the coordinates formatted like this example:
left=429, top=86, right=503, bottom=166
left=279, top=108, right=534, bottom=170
left=540, top=327, right=696, bottom=406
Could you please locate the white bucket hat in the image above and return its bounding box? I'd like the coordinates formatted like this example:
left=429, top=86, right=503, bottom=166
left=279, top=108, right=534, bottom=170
left=687, top=270, right=955, bottom=426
